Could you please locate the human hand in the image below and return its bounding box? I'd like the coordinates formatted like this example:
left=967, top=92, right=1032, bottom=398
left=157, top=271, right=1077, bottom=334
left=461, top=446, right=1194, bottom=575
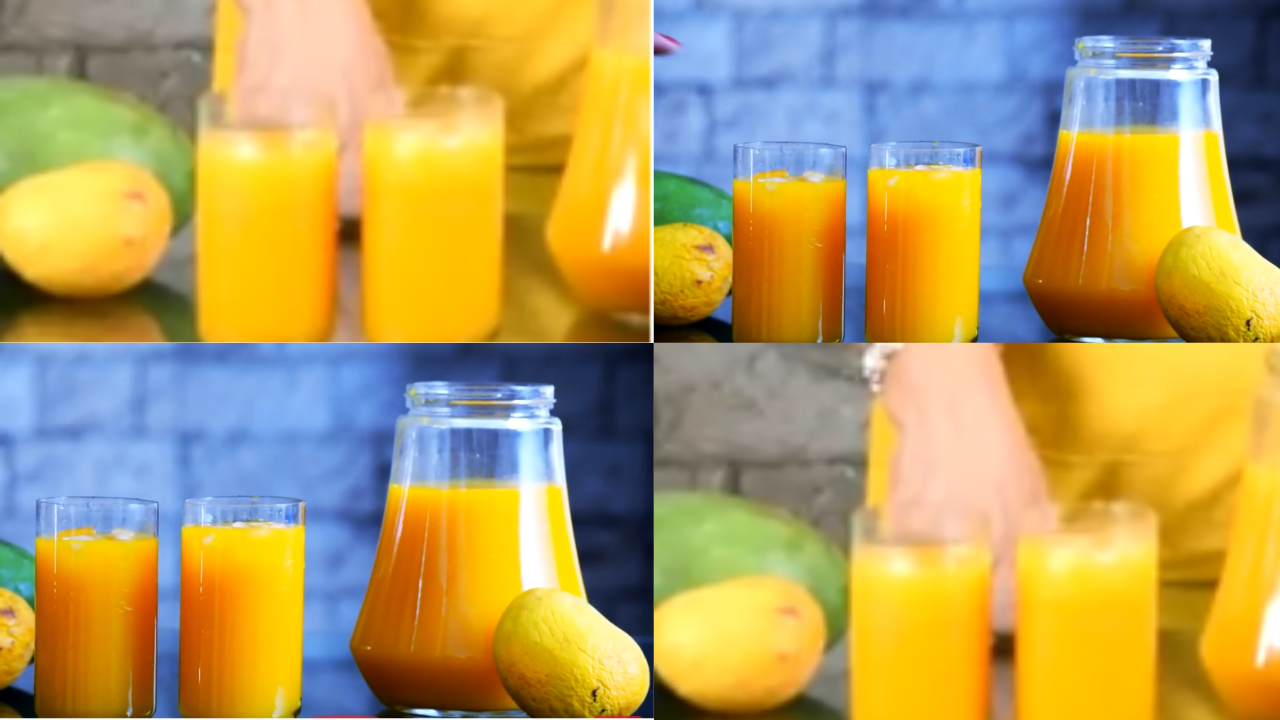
left=655, top=33, right=680, bottom=55
left=234, top=0, right=400, bottom=217
left=881, top=345, right=1054, bottom=634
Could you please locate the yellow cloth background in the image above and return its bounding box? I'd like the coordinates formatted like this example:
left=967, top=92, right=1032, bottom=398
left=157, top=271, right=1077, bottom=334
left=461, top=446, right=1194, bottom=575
left=867, top=345, right=1270, bottom=583
left=211, top=0, right=595, bottom=168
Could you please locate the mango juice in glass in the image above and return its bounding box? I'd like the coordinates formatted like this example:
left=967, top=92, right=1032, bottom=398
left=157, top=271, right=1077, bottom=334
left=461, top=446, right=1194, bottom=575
left=351, top=383, right=585, bottom=716
left=35, top=497, right=158, bottom=719
left=1023, top=37, right=1239, bottom=341
left=1017, top=502, right=1158, bottom=720
left=1202, top=462, right=1280, bottom=719
left=850, top=508, right=991, bottom=720
left=546, top=0, right=651, bottom=322
left=362, top=87, right=504, bottom=342
left=866, top=141, right=981, bottom=343
left=179, top=497, right=306, bottom=719
left=195, top=92, right=339, bottom=342
left=732, top=142, right=847, bottom=343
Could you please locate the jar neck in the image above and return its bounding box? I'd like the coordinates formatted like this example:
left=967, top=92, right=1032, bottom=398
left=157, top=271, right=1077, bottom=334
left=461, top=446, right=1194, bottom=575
left=405, top=382, right=555, bottom=419
left=1074, top=36, right=1211, bottom=70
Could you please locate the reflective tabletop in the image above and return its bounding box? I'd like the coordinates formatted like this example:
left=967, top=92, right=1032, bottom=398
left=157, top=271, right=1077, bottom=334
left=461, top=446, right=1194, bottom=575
left=2, top=632, right=655, bottom=718
left=658, top=586, right=1233, bottom=720
left=0, top=170, right=650, bottom=344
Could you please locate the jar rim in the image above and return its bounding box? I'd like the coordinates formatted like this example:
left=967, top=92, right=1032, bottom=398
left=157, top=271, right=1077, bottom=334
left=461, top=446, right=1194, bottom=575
left=406, top=382, right=554, bottom=404
left=1076, top=35, right=1211, bottom=58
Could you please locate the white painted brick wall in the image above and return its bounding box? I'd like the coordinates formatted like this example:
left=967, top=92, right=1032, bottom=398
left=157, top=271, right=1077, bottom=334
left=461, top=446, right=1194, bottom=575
left=0, top=344, right=653, bottom=639
left=656, top=0, right=1280, bottom=290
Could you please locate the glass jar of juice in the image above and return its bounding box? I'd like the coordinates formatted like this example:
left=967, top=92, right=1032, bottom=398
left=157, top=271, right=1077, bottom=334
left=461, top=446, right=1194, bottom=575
left=1202, top=349, right=1280, bottom=720
left=1023, top=36, right=1239, bottom=342
left=546, top=0, right=651, bottom=324
left=349, top=382, right=586, bottom=717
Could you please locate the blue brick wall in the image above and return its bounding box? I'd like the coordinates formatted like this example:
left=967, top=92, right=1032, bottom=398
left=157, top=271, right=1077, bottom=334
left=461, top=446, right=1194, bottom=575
left=0, top=343, right=654, bottom=638
left=656, top=0, right=1280, bottom=291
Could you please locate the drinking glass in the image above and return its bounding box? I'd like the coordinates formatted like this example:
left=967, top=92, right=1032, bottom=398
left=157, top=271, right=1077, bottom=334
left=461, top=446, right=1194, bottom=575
left=179, top=497, right=306, bottom=718
left=196, top=91, right=338, bottom=342
left=732, top=141, right=847, bottom=343
left=362, top=87, right=505, bottom=342
left=1016, top=502, right=1158, bottom=720
left=850, top=507, right=991, bottom=720
left=866, top=141, right=982, bottom=342
left=36, top=497, right=159, bottom=718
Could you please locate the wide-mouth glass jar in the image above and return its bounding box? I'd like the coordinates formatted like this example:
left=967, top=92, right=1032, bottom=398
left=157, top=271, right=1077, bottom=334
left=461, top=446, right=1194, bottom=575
left=350, top=382, right=585, bottom=718
left=1022, top=36, right=1240, bottom=342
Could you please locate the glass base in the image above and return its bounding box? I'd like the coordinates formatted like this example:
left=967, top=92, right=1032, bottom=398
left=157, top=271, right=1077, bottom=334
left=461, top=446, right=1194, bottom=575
left=385, top=709, right=526, bottom=719
left=1055, top=336, right=1183, bottom=343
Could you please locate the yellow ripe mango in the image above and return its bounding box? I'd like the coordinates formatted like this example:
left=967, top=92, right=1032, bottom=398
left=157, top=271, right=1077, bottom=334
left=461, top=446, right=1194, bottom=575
left=655, top=575, right=826, bottom=715
left=1155, top=226, right=1280, bottom=342
left=493, top=588, right=650, bottom=718
left=0, top=160, right=171, bottom=299
left=0, top=587, right=34, bottom=691
left=654, top=223, right=732, bottom=327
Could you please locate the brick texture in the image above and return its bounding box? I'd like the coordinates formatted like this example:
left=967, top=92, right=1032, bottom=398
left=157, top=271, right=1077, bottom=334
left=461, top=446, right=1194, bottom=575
left=38, top=361, right=137, bottom=433
left=0, top=344, right=652, bottom=639
left=0, top=358, right=38, bottom=435
left=738, top=15, right=826, bottom=85
left=656, top=0, right=1280, bottom=290
left=738, top=463, right=861, bottom=545
left=0, top=49, right=78, bottom=75
left=84, top=49, right=211, bottom=133
left=10, top=439, right=183, bottom=510
left=836, top=19, right=1011, bottom=83
left=0, top=0, right=213, bottom=47
left=655, top=344, right=869, bottom=550
left=655, top=344, right=868, bottom=464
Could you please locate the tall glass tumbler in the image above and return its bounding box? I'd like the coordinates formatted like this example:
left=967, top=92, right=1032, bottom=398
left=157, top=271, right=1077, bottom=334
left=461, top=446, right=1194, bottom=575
left=36, top=497, right=159, bottom=718
left=362, top=87, right=505, bottom=342
left=732, top=142, right=847, bottom=343
left=196, top=92, right=339, bottom=342
left=179, top=497, right=306, bottom=718
left=850, top=507, right=992, bottom=720
left=1017, top=502, right=1158, bottom=720
left=866, top=141, right=982, bottom=343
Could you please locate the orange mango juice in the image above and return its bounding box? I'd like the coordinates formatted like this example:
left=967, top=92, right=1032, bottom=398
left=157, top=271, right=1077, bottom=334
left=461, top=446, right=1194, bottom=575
left=35, top=529, right=158, bottom=718
left=866, top=166, right=980, bottom=342
left=1202, top=463, right=1280, bottom=719
left=1024, top=129, right=1238, bottom=340
left=179, top=523, right=306, bottom=719
left=865, top=399, right=894, bottom=509
left=351, top=482, right=584, bottom=712
left=731, top=172, right=847, bottom=342
left=196, top=128, right=339, bottom=342
left=362, top=110, right=504, bottom=342
left=546, top=46, right=652, bottom=319
left=1017, top=531, right=1158, bottom=720
left=850, top=543, right=991, bottom=720
left=210, top=0, right=239, bottom=92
